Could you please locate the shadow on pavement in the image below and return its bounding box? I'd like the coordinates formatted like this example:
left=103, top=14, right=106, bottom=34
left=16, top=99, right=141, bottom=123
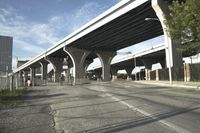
left=81, top=106, right=199, bottom=133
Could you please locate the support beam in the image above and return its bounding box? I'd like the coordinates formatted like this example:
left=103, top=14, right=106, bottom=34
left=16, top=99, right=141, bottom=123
left=63, top=47, right=91, bottom=85
left=125, top=68, right=133, bottom=81
left=152, top=0, right=183, bottom=84
left=9, top=75, right=13, bottom=91
left=29, top=67, right=36, bottom=86
left=156, top=69, right=160, bottom=81
left=39, top=62, right=48, bottom=83
left=96, top=51, right=116, bottom=81
left=145, top=69, right=151, bottom=81
left=142, top=58, right=152, bottom=81
left=15, top=73, right=19, bottom=89
left=111, top=68, right=118, bottom=81
left=84, top=59, right=93, bottom=72
left=18, top=71, right=23, bottom=87
left=46, top=57, right=63, bottom=82
left=184, top=63, right=191, bottom=82
left=22, top=70, right=28, bottom=86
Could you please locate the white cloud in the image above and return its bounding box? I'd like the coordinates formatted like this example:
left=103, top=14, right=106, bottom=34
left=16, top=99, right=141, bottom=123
left=15, top=40, right=45, bottom=54
left=0, top=6, right=61, bottom=55
left=0, top=1, right=103, bottom=51
left=0, top=1, right=107, bottom=69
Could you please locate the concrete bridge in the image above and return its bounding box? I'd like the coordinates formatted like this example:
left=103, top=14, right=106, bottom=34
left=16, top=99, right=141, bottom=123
left=88, top=44, right=166, bottom=80
left=11, top=0, right=183, bottom=88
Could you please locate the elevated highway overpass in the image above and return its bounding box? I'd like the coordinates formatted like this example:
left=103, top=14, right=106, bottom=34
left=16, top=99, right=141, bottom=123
left=11, top=0, right=183, bottom=88
left=88, top=44, right=166, bottom=80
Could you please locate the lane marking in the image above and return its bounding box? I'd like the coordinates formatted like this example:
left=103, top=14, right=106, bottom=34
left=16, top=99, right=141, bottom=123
left=106, top=93, right=192, bottom=133
left=88, top=84, right=191, bottom=133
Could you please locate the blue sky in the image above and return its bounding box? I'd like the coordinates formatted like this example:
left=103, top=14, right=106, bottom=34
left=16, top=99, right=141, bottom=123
left=0, top=0, right=119, bottom=66
left=0, top=0, right=164, bottom=69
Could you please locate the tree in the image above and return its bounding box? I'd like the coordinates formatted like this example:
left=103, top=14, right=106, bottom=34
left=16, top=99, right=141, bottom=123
left=165, top=0, right=200, bottom=57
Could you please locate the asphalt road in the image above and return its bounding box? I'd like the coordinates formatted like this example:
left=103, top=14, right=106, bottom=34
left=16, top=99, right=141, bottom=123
left=51, top=81, right=200, bottom=133
left=1, top=81, right=200, bottom=133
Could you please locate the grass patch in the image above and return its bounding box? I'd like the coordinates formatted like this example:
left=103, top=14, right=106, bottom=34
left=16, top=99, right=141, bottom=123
left=0, top=88, right=30, bottom=109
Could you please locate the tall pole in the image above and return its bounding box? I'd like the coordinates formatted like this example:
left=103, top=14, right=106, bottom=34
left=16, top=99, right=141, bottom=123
left=145, top=17, right=172, bottom=84
left=166, top=43, right=172, bottom=84
left=134, top=57, right=137, bottom=81
left=6, top=66, right=8, bottom=89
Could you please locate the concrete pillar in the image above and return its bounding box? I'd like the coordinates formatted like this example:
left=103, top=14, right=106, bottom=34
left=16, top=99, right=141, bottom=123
left=63, top=47, right=91, bottom=85
left=46, top=57, right=63, bottom=82
left=20, top=71, right=23, bottom=87
left=18, top=71, right=23, bottom=87
left=29, top=67, right=36, bottom=86
left=84, top=59, right=93, bottom=72
left=156, top=69, right=160, bottom=81
left=22, top=70, right=28, bottom=86
left=15, top=73, right=19, bottom=89
left=96, top=51, right=116, bottom=81
left=184, top=63, right=191, bottom=82
left=152, top=0, right=183, bottom=83
left=142, top=59, right=152, bottom=81
left=111, top=68, right=118, bottom=81
left=9, top=75, right=13, bottom=91
left=39, top=62, right=48, bottom=84
left=65, top=68, right=70, bottom=84
left=125, top=68, right=133, bottom=81
left=145, top=69, right=151, bottom=81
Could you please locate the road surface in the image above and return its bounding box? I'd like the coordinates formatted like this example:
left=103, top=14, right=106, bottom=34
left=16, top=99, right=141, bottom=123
left=1, top=81, right=200, bottom=133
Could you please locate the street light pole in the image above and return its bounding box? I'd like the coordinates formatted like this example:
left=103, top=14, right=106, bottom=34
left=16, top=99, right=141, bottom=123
left=134, top=57, right=137, bottom=81
left=145, top=17, right=172, bottom=84
left=166, top=40, right=173, bottom=85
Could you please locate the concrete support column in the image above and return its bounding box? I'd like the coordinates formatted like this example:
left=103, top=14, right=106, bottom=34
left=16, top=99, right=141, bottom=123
left=15, top=73, right=19, bottom=89
left=96, top=51, right=116, bottom=81
left=9, top=75, right=13, bottom=91
left=18, top=71, right=23, bottom=87
left=125, top=68, right=133, bottom=81
left=22, top=70, right=28, bottom=86
left=156, top=69, right=160, bottom=81
left=111, top=68, right=118, bottom=81
left=29, top=67, right=36, bottom=86
left=142, top=59, right=152, bottom=81
left=65, top=68, right=70, bottom=84
left=46, top=57, right=63, bottom=82
left=84, top=59, right=93, bottom=73
left=63, top=47, right=91, bottom=85
left=184, top=63, right=191, bottom=82
left=145, top=69, right=151, bottom=81
left=152, top=0, right=183, bottom=84
left=39, top=62, right=48, bottom=83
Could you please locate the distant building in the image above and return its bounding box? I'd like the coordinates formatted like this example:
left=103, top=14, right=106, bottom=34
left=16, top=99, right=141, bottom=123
left=17, top=60, right=29, bottom=68
left=0, top=35, right=13, bottom=76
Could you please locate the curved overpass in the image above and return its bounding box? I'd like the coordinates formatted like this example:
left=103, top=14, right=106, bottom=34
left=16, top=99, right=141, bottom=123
left=11, top=0, right=183, bottom=87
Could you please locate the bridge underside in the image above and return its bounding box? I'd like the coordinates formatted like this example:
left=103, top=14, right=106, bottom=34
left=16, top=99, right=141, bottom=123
left=67, top=1, right=163, bottom=51
left=13, top=0, right=184, bottom=87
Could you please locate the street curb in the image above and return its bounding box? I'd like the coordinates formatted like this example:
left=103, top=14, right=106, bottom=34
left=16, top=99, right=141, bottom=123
left=134, top=81, right=200, bottom=90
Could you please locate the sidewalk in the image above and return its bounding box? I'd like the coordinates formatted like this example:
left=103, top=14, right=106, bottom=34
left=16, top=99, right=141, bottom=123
left=135, top=80, right=200, bottom=90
